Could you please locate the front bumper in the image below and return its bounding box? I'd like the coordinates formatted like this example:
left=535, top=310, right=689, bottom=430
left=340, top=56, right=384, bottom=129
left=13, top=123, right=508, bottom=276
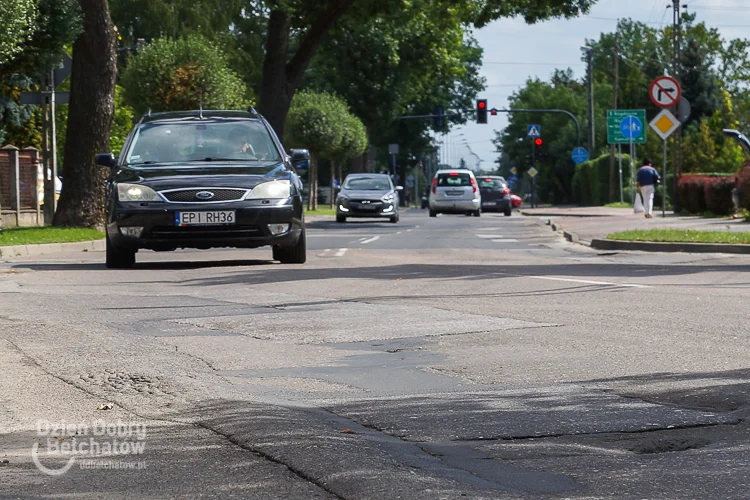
left=430, top=199, right=481, bottom=213
left=107, top=198, right=304, bottom=252
left=337, top=201, right=397, bottom=218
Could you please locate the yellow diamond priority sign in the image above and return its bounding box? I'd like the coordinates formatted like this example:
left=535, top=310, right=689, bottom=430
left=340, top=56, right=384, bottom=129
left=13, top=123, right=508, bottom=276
left=649, top=109, right=681, bottom=140
left=528, top=167, right=538, bottom=178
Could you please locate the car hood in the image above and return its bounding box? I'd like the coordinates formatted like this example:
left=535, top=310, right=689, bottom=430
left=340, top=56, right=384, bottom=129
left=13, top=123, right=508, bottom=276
left=113, top=162, right=288, bottom=191
left=340, top=189, right=392, bottom=200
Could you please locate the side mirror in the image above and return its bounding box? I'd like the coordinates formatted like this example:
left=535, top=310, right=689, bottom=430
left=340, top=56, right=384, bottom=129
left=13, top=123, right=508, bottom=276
left=289, top=148, right=310, bottom=169
left=94, top=153, right=116, bottom=168
left=395, top=186, right=404, bottom=191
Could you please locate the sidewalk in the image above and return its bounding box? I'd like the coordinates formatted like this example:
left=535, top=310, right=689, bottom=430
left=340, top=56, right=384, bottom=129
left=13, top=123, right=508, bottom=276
left=521, top=206, right=750, bottom=253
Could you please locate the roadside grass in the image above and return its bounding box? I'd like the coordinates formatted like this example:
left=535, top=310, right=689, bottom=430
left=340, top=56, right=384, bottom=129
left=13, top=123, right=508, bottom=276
left=607, top=228, right=750, bottom=245
left=0, top=227, right=104, bottom=247
left=305, top=207, right=337, bottom=216
left=603, top=202, right=630, bottom=209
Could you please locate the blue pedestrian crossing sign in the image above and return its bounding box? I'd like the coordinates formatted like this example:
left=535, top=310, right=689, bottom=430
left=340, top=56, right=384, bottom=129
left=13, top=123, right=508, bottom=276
left=527, top=125, right=541, bottom=138
left=571, top=147, right=588, bottom=165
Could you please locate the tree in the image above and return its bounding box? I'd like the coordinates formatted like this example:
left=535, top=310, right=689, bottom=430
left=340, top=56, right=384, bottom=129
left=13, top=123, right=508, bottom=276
left=328, top=113, right=367, bottom=207
left=258, top=0, right=596, bottom=136
left=0, top=0, right=38, bottom=65
left=680, top=38, right=721, bottom=129
left=120, top=35, right=251, bottom=117
left=52, top=0, right=117, bottom=227
left=285, top=91, right=348, bottom=210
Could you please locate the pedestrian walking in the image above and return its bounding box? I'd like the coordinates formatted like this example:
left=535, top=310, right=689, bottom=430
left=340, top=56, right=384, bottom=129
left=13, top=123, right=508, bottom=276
left=636, top=158, right=660, bottom=219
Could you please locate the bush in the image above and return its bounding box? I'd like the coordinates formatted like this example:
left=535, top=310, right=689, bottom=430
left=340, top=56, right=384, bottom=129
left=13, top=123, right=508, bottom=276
left=738, top=161, right=750, bottom=211
left=121, top=35, right=251, bottom=117
left=572, top=153, right=632, bottom=206
left=704, top=177, right=736, bottom=215
left=677, top=175, right=708, bottom=214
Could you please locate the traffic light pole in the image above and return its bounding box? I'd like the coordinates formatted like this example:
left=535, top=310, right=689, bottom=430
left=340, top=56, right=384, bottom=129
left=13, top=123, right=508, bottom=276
left=531, top=140, right=537, bottom=209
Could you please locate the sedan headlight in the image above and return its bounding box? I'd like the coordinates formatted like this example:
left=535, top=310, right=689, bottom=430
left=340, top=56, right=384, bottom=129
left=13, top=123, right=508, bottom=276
left=381, top=193, right=395, bottom=203
left=247, top=180, right=291, bottom=199
left=117, top=183, right=161, bottom=202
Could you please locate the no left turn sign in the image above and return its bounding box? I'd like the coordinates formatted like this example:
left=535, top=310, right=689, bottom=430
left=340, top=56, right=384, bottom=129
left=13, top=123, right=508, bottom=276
left=649, top=76, right=681, bottom=108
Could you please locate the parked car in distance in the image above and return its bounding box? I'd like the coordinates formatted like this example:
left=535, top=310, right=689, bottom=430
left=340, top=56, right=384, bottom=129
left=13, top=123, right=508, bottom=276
left=428, top=169, right=481, bottom=217
left=336, top=173, right=402, bottom=223
left=477, top=175, right=512, bottom=216
left=96, top=109, right=308, bottom=269
left=510, top=194, right=522, bottom=209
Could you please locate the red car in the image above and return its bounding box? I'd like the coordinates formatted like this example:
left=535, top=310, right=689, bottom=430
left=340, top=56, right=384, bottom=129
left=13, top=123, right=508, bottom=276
left=510, top=194, right=522, bottom=208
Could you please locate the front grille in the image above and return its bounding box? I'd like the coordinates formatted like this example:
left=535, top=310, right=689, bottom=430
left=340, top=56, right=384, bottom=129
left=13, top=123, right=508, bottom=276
left=148, top=225, right=262, bottom=239
left=161, top=189, right=247, bottom=203
left=350, top=200, right=383, bottom=206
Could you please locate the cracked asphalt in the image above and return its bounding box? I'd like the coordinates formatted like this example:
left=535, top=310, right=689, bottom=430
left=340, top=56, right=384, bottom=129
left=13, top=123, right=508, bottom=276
left=2, top=209, right=750, bottom=498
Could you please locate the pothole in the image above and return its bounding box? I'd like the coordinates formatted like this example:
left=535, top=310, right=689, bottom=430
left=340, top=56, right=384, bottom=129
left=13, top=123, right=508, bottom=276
left=628, top=437, right=711, bottom=454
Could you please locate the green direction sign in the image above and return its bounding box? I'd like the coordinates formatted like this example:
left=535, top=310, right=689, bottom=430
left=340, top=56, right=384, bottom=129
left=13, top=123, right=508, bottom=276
left=607, top=109, right=647, bottom=144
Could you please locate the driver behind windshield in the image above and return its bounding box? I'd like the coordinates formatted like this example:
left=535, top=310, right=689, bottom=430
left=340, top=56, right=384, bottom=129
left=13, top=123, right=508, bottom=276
left=228, top=129, right=256, bottom=157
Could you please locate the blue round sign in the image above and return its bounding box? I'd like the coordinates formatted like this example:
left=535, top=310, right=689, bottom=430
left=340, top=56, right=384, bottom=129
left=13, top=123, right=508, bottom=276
left=620, top=115, right=643, bottom=140
left=571, top=147, right=589, bottom=165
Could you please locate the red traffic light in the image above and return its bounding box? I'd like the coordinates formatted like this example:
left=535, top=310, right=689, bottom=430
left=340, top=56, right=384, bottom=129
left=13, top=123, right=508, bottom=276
left=534, top=138, right=543, bottom=146
left=478, top=100, right=486, bottom=109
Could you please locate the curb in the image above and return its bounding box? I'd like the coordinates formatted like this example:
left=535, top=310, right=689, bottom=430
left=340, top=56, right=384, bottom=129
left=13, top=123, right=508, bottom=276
left=591, top=239, right=750, bottom=254
left=0, top=239, right=105, bottom=258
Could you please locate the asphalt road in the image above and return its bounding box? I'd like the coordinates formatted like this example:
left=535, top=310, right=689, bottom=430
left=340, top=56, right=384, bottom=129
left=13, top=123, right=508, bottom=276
left=2, top=209, right=750, bottom=498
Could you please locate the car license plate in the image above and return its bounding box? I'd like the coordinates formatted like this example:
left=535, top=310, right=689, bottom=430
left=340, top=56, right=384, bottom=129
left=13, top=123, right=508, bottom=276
left=176, top=211, right=236, bottom=226
left=447, top=190, right=464, bottom=196
left=483, top=201, right=496, bottom=206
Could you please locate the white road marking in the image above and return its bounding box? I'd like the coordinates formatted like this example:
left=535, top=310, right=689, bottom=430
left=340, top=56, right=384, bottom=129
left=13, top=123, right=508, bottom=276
left=395, top=231, right=402, bottom=235
left=476, top=234, right=502, bottom=239
left=334, top=248, right=348, bottom=257
left=360, top=236, right=381, bottom=244
left=528, top=276, right=650, bottom=288
left=493, top=239, right=518, bottom=243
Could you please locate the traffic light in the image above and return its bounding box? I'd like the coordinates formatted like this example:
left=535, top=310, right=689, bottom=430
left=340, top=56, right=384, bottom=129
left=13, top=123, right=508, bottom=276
left=490, top=108, right=498, bottom=116
left=534, top=137, right=543, bottom=152
left=433, top=105, right=445, bottom=129
left=476, top=99, right=487, bottom=124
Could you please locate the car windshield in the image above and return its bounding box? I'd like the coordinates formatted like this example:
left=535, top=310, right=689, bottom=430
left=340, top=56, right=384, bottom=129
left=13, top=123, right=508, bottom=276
left=124, top=119, right=282, bottom=166
left=437, top=173, right=472, bottom=187
left=343, top=177, right=391, bottom=191
left=477, top=178, right=506, bottom=190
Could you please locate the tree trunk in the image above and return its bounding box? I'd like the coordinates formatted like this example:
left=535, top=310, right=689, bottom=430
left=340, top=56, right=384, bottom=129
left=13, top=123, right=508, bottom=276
left=330, top=161, right=336, bottom=209
left=53, top=0, right=117, bottom=228
left=259, top=1, right=357, bottom=136
left=307, top=151, right=319, bottom=211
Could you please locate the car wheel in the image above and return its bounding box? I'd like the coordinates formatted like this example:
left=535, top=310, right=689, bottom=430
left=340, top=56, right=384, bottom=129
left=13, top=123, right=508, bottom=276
left=429, top=210, right=437, bottom=218
left=390, top=213, right=399, bottom=224
left=336, top=215, right=347, bottom=223
left=504, top=208, right=512, bottom=216
left=105, top=234, right=135, bottom=269
left=465, top=211, right=472, bottom=216
left=473, top=210, right=481, bottom=217
left=273, top=228, right=307, bottom=264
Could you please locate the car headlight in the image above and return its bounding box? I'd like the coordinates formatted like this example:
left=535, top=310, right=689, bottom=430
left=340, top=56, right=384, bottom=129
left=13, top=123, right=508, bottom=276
left=117, top=183, right=161, bottom=202
left=247, top=180, right=291, bottom=199
left=382, top=193, right=395, bottom=203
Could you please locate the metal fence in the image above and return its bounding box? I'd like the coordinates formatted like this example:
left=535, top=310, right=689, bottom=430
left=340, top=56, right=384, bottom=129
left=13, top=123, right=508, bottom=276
left=0, top=145, right=43, bottom=228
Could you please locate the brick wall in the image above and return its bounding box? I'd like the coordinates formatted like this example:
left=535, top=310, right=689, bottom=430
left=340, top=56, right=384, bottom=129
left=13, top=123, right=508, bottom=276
left=0, top=147, right=40, bottom=210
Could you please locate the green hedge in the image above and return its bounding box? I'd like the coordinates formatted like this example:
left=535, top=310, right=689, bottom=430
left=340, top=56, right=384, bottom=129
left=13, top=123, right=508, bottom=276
left=572, top=153, right=633, bottom=206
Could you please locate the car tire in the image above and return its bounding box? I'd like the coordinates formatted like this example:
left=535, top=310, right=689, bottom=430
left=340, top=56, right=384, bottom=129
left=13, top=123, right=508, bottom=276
left=429, top=210, right=437, bottom=218
left=465, top=211, right=472, bottom=216
left=473, top=210, right=481, bottom=217
left=105, top=234, right=135, bottom=269
left=336, top=215, right=346, bottom=223
left=504, top=208, right=512, bottom=216
left=390, top=214, right=399, bottom=224
left=273, top=229, right=307, bottom=264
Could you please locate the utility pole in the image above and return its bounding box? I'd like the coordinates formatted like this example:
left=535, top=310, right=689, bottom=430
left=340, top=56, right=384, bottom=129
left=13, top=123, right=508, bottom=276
left=672, top=0, right=683, bottom=209
left=582, top=47, right=595, bottom=158
left=609, top=31, right=619, bottom=203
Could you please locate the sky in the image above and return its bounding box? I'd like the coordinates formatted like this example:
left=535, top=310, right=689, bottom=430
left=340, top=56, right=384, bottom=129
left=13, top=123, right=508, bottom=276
left=450, top=0, right=750, bottom=172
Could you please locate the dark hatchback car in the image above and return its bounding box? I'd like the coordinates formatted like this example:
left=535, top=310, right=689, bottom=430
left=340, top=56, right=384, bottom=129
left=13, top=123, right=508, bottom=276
left=95, top=110, right=309, bottom=268
left=336, top=173, right=402, bottom=223
left=477, top=175, right=513, bottom=216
